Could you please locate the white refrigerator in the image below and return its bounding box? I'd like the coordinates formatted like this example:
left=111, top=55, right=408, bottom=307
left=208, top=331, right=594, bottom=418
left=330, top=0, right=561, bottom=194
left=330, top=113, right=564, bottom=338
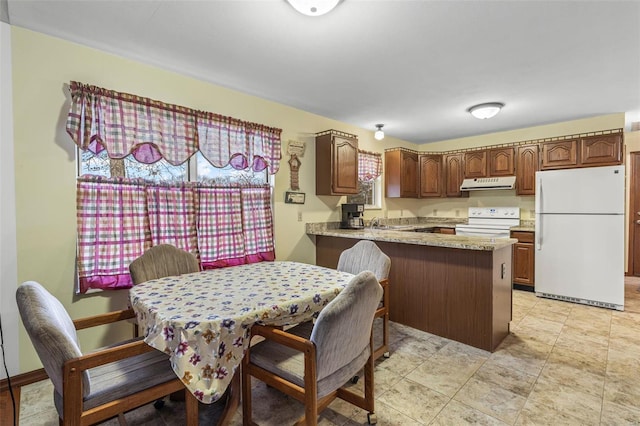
left=535, top=165, right=625, bottom=310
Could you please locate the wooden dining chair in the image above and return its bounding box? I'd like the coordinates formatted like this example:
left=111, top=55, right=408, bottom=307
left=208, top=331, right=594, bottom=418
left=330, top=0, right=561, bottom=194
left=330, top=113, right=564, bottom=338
left=16, top=281, right=199, bottom=426
left=242, top=271, right=383, bottom=425
left=337, top=240, right=391, bottom=361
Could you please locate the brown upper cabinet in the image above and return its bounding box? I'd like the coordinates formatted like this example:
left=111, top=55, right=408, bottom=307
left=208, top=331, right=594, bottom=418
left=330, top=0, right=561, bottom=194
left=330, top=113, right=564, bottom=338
left=465, top=147, right=515, bottom=178
left=464, top=150, right=487, bottom=178
left=419, top=154, right=443, bottom=198
left=385, top=149, right=419, bottom=198
left=315, top=130, right=358, bottom=195
left=488, top=147, right=515, bottom=176
left=516, top=145, right=539, bottom=196
left=580, top=133, right=623, bottom=166
left=540, top=139, right=578, bottom=169
left=540, top=133, right=622, bottom=170
left=443, top=153, right=468, bottom=198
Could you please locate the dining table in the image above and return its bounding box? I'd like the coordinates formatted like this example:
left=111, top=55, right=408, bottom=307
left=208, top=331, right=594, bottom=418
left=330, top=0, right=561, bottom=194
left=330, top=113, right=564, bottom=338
left=129, top=260, right=354, bottom=423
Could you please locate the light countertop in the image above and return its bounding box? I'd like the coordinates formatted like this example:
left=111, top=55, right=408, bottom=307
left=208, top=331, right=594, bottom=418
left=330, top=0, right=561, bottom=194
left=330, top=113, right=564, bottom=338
left=306, top=220, right=517, bottom=251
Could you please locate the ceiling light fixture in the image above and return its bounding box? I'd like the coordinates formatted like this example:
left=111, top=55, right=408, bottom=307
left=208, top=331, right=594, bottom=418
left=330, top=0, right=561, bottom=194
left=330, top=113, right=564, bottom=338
left=468, top=102, right=504, bottom=120
left=374, top=124, right=385, bottom=140
left=286, top=0, right=340, bottom=16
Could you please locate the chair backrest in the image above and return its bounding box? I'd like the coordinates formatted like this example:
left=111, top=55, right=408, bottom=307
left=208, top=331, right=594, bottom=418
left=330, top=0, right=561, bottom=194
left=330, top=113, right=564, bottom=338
left=16, top=281, right=91, bottom=398
left=310, top=271, right=383, bottom=380
left=129, top=244, right=200, bottom=284
left=336, top=240, right=391, bottom=281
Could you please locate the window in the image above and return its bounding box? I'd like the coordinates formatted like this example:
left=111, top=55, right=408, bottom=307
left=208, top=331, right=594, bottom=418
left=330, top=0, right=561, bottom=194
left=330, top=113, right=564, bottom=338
left=79, top=150, right=268, bottom=184
left=347, top=176, right=382, bottom=210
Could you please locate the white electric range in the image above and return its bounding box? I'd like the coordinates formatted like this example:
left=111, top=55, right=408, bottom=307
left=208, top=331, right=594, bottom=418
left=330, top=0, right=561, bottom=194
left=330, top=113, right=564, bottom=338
left=455, top=207, right=520, bottom=239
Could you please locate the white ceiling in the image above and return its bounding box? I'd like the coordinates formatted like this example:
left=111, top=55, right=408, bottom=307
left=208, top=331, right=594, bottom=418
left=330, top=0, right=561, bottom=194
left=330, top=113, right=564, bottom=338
left=6, top=0, right=640, bottom=144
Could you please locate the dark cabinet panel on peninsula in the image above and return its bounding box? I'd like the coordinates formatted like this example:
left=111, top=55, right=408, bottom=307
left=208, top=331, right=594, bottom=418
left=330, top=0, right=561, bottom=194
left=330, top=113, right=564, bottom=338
left=315, top=235, right=512, bottom=352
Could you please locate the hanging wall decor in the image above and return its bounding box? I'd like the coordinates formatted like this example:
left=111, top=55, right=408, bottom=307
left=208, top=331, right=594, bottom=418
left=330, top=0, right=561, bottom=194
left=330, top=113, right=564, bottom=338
left=287, top=140, right=306, bottom=191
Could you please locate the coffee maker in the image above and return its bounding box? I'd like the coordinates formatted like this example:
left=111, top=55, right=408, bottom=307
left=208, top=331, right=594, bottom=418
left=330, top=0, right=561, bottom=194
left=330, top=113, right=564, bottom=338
left=340, top=203, right=365, bottom=229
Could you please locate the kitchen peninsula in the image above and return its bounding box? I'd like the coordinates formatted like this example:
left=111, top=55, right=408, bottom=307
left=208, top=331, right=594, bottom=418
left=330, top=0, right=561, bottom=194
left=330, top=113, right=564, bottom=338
left=306, top=221, right=516, bottom=352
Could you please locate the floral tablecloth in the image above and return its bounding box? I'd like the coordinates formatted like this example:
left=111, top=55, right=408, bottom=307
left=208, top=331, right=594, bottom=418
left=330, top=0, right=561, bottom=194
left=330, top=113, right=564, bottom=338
left=129, top=261, right=354, bottom=404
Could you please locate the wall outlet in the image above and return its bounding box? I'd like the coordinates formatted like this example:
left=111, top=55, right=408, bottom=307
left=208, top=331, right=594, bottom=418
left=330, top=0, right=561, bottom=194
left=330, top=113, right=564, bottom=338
left=455, top=209, right=460, bottom=217
left=433, top=209, right=438, bottom=216
left=297, top=212, right=302, bottom=222
left=530, top=209, right=535, bottom=218
left=400, top=209, right=404, bottom=217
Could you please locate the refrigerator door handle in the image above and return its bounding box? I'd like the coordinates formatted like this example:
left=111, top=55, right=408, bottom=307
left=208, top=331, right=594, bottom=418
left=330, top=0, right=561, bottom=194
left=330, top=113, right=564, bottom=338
left=536, top=176, right=542, bottom=250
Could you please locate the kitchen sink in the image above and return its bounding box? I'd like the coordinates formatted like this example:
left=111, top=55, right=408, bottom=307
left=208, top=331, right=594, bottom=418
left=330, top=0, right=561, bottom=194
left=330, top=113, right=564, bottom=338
left=372, top=225, right=415, bottom=230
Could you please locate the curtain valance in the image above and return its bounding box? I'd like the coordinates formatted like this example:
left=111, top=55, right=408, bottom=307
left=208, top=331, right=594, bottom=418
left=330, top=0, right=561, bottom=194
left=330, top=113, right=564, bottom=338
left=358, top=150, right=383, bottom=182
left=66, top=81, right=282, bottom=174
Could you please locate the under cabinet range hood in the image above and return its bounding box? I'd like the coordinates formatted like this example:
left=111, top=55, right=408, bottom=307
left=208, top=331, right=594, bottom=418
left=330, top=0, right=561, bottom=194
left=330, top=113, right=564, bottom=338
left=460, top=176, right=516, bottom=191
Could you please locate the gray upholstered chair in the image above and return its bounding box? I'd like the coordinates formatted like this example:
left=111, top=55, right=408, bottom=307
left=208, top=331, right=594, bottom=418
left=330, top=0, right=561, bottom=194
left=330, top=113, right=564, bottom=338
left=129, top=244, right=200, bottom=285
left=16, top=281, right=198, bottom=426
left=337, top=240, right=391, bottom=360
left=242, top=271, right=383, bottom=425
left=129, top=244, right=200, bottom=337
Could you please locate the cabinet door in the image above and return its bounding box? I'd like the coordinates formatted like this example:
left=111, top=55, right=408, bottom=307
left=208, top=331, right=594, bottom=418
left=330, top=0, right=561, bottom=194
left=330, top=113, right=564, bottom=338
left=580, top=133, right=623, bottom=166
left=419, top=154, right=442, bottom=197
left=464, top=151, right=487, bottom=178
left=488, top=147, right=514, bottom=176
left=332, top=136, right=358, bottom=194
left=512, top=242, right=535, bottom=287
left=400, top=150, right=419, bottom=198
left=443, top=153, right=467, bottom=198
left=516, top=145, right=538, bottom=195
left=511, top=231, right=535, bottom=287
left=541, top=139, right=578, bottom=170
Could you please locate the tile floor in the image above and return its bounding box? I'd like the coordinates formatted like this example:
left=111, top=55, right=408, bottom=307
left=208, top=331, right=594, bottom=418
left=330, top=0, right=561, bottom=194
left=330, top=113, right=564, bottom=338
left=17, top=279, right=640, bottom=425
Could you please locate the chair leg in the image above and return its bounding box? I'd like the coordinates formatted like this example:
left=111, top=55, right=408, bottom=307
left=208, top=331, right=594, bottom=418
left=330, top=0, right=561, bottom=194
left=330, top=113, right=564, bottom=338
left=242, top=354, right=253, bottom=426
left=117, top=412, right=127, bottom=426
left=219, top=369, right=241, bottom=426
left=185, top=390, right=199, bottom=426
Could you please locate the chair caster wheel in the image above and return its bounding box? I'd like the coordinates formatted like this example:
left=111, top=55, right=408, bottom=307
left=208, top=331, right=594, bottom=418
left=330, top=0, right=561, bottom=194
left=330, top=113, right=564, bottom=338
left=367, top=413, right=378, bottom=424
left=351, top=375, right=359, bottom=384
left=383, top=351, right=390, bottom=358
left=153, top=399, right=165, bottom=410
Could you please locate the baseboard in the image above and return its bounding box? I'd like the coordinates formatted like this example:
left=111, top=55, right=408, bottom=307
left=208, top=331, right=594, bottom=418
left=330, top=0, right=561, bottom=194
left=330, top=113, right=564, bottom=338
left=0, top=368, right=47, bottom=392
left=513, top=283, right=535, bottom=292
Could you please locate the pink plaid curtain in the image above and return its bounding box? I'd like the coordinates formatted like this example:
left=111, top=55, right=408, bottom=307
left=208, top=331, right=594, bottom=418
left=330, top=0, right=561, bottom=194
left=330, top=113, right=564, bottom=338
left=76, top=176, right=150, bottom=293
left=67, top=81, right=282, bottom=173
left=66, top=82, right=198, bottom=165
left=196, top=187, right=246, bottom=269
left=358, top=150, right=382, bottom=182
left=240, top=186, right=275, bottom=263
left=77, top=178, right=275, bottom=293
left=146, top=183, right=199, bottom=254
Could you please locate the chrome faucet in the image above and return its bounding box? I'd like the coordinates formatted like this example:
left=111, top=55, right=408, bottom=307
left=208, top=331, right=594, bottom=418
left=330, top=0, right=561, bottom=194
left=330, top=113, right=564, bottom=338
left=369, top=217, right=381, bottom=228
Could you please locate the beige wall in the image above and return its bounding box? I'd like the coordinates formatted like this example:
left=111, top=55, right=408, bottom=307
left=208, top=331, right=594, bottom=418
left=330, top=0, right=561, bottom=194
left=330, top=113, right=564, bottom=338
left=10, top=26, right=632, bottom=373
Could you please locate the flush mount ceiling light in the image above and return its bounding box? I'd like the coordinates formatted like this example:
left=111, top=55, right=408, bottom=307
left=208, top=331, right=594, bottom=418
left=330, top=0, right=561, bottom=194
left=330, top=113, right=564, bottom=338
left=286, top=0, right=341, bottom=16
left=374, top=124, right=385, bottom=140
left=468, top=102, right=504, bottom=120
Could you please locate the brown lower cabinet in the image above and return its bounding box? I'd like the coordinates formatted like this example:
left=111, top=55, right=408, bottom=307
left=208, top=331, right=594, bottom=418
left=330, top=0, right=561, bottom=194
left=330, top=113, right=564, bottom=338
left=315, top=235, right=512, bottom=352
left=511, top=231, right=535, bottom=289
